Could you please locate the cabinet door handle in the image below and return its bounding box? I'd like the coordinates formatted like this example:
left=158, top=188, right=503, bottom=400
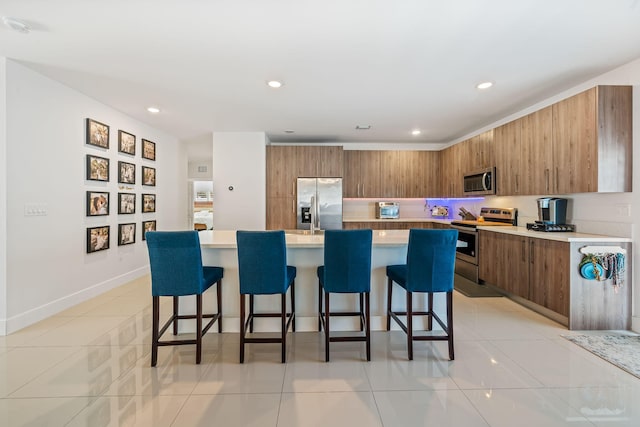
left=530, top=240, right=534, bottom=264
left=545, top=168, right=550, bottom=192
left=521, top=239, right=526, bottom=262
left=555, top=167, right=559, bottom=193
left=515, top=174, right=519, bottom=193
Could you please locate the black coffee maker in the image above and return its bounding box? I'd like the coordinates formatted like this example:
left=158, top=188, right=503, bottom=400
left=527, top=197, right=575, bottom=232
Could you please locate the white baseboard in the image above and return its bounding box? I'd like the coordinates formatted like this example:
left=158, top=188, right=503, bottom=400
left=2, top=267, right=148, bottom=335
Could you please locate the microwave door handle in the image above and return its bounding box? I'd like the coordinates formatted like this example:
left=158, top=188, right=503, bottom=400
left=482, top=172, right=490, bottom=191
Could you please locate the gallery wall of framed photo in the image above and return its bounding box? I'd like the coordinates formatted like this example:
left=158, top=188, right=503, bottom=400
left=85, top=117, right=157, bottom=253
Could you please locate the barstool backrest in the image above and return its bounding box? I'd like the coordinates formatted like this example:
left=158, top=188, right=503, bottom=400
left=321, top=229, right=373, bottom=293
left=146, top=231, right=205, bottom=296
left=236, top=230, right=289, bottom=295
left=405, top=229, right=458, bottom=293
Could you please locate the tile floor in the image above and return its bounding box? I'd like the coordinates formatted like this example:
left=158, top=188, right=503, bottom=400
left=1, top=276, right=639, bottom=426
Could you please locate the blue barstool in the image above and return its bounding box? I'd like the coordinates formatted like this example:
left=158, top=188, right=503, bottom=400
left=386, top=228, right=458, bottom=360
left=146, top=231, right=223, bottom=366
left=317, top=229, right=373, bottom=362
left=236, top=230, right=296, bottom=363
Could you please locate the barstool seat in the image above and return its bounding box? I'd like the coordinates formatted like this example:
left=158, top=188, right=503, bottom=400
left=146, top=231, right=223, bottom=366
left=318, top=229, right=373, bottom=362
left=236, top=230, right=296, bottom=363
left=386, top=228, right=458, bottom=361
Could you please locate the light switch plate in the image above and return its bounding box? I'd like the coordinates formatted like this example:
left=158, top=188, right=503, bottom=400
left=24, top=203, right=48, bottom=216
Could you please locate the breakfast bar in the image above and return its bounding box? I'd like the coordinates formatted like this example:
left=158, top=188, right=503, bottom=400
left=195, top=229, right=449, bottom=333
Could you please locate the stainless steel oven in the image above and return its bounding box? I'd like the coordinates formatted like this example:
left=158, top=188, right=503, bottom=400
left=450, top=223, right=479, bottom=282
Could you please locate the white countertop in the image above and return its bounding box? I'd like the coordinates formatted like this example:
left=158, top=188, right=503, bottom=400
left=343, top=217, right=451, bottom=224
left=199, top=229, right=411, bottom=249
left=477, top=225, right=632, bottom=243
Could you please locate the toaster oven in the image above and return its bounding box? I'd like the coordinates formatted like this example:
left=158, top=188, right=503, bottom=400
left=375, top=202, right=399, bottom=219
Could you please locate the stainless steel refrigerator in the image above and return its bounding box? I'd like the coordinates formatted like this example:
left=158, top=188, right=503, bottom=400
left=296, top=178, right=343, bottom=230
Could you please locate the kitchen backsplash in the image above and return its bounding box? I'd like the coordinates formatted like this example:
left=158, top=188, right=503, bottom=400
left=342, top=198, right=485, bottom=220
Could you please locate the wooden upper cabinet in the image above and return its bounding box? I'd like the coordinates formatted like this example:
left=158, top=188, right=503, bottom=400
left=494, top=120, right=521, bottom=196
left=521, top=106, right=553, bottom=195
left=552, top=85, right=632, bottom=194
left=266, top=145, right=297, bottom=198
left=467, top=130, right=494, bottom=171
left=295, top=146, right=344, bottom=178
left=439, top=144, right=463, bottom=197
left=343, top=150, right=381, bottom=197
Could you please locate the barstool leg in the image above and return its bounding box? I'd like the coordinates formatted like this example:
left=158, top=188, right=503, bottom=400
left=365, top=292, right=371, bottom=361
left=281, top=293, right=287, bottom=363
left=291, top=280, right=296, bottom=332
left=427, top=293, right=434, bottom=331
left=359, top=293, right=364, bottom=331
left=447, top=291, right=455, bottom=360
left=249, top=294, right=254, bottom=333
left=151, top=296, right=159, bottom=367
left=240, top=294, right=246, bottom=363
left=407, top=290, right=413, bottom=361
left=173, top=296, right=179, bottom=335
left=325, top=291, right=330, bottom=362
left=318, top=282, right=323, bottom=331
left=386, top=278, right=393, bottom=331
left=196, top=294, right=203, bottom=364
left=217, top=279, right=223, bottom=333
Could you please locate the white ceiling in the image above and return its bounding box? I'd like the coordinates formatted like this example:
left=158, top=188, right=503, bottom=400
left=2, top=0, right=640, bottom=145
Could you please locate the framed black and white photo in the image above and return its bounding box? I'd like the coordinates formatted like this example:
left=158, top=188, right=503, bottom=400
left=118, top=130, right=136, bottom=155
left=118, top=193, right=136, bottom=214
left=142, top=166, right=156, bottom=186
left=87, top=226, right=110, bottom=253
left=118, top=161, right=136, bottom=184
left=118, top=223, right=136, bottom=246
left=142, top=194, right=156, bottom=213
left=86, top=118, right=110, bottom=149
left=86, top=191, right=109, bottom=216
left=142, top=220, right=156, bottom=240
left=142, top=139, right=156, bottom=160
left=86, top=154, right=110, bottom=182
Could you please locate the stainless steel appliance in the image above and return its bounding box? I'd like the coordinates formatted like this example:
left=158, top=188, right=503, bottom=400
left=375, top=202, right=400, bottom=219
left=450, top=207, right=517, bottom=283
left=526, top=197, right=575, bottom=232
left=297, top=178, right=343, bottom=231
left=463, top=167, right=496, bottom=195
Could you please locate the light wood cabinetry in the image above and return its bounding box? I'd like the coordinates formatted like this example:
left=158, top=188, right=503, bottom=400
left=439, top=144, right=463, bottom=197
left=266, top=145, right=343, bottom=230
left=552, top=85, right=631, bottom=193
left=496, top=85, right=631, bottom=196
left=479, top=230, right=569, bottom=316
left=343, top=150, right=381, bottom=198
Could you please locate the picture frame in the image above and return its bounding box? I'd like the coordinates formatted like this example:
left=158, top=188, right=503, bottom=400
left=118, top=193, right=136, bottom=214
left=142, top=194, right=156, bottom=213
left=86, top=154, right=110, bottom=182
left=118, top=130, right=136, bottom=155
left=87, top=226, right=110, bottom=253
left=118, top=223, right=136, bottom=246
left=86, top=118, right=110, bottom=149
left=86, top=191, right=110, bottom=216
left=142, top=139, right=156, bottom=161
left=142, top=166, right=156, bottom=186
left=142, top=220, right=156, bottom=240
left=118, top=161, right=136, bottom=184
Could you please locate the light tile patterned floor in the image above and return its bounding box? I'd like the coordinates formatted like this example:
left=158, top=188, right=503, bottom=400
left=1, top=276, right=639, bottom=426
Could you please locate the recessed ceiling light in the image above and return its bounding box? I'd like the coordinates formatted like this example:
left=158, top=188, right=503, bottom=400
left=147, top=107, right=160, bottom=113
left=267, top=80, right=283, bottom=88
left=476, top=81, right=493, bottom=90
left=2, top=16, right=30, bottom=34
left=284, top=129, right=295, bottom=134
left=355, top=125, right=371, bottom=130
left=411, top=129, right=421, bottom=136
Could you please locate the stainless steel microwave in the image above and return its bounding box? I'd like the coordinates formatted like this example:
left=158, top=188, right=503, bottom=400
left=463, top=167, right=496, bottom=195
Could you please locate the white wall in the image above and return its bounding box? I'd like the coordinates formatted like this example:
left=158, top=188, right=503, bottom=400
left=1, top=60, right=186, bottom=334
left=212, top=132, right=266, bottom=230
left=0, top=58, right=7, bottom=331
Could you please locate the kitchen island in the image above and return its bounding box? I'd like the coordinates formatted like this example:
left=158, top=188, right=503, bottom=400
left=195, top=229, right=449, bottom=333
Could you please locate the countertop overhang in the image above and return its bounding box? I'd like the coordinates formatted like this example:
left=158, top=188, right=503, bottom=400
left=477, top=225, right=632, bottom=243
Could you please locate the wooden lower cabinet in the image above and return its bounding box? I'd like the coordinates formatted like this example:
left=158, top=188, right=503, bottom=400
left=479, top=231, right=569, bottom=317
left=266, top=197, right=296, bottom=230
